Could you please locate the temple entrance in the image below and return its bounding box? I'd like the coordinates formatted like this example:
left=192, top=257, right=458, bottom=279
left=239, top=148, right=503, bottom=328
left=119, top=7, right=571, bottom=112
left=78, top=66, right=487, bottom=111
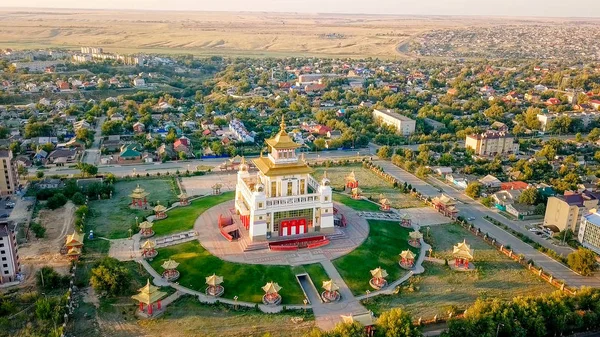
left=279, top=219, right=308, bottom=237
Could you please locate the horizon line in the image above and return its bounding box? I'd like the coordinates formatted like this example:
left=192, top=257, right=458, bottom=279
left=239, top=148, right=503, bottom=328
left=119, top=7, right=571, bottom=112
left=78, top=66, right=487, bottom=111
left=1, top=6, right=600, bottom=20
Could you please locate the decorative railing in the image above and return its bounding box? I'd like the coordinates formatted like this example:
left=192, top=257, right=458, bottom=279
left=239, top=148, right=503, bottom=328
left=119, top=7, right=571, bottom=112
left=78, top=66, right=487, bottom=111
left=238, top=180, right=253, bottom=202
left=307, top=176, right=320, bottom=191
left=266, top=193, right=320, bottom=207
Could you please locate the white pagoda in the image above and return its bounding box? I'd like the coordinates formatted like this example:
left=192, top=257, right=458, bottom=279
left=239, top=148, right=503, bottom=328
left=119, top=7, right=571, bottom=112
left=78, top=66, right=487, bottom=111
left=235, top=117, right=334, bottom=241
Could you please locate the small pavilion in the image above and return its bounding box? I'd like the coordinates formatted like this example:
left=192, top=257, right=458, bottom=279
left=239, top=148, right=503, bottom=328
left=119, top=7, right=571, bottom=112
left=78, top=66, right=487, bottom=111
left=400, top=214, right=412, bottom=228
left=345, top=171, right=359, bottom=189
left=262, top=282, right=282, bottom=305
left=178, top=192, right=190, bottom=206
left=432, top=194, right=458, bottom=218
left=130, top=185, right=149, bottom=209
left=139, top=221, right=154, bottom=238
left=379, top=195, right=391, bottom=212
left=369, top=267, right=388, bottom=290
left=399, top=250, right=416, bottom=269
left=65, top=230, right=84, bottom=249
left=66, top=246, right=82, bottom=261
left=141, top=240, right=158, bottom=259
left=153, top=202, right=167, bottom=220
left=205, top=274, right=224, bottom=297
left=131, top=279, right=167, bottom=318
left=341, top=312, right=376, bottom=336
left=408, top=231, right=423, bottom=248
left=212, top=183, right=222, bottom=195
left=321, top=279, right=340, bottom=303
left=453, top=239, right=474, bottom=270
left=351, top=187, right=362, bottom=200
left=161, top=259, right=180, bottom=281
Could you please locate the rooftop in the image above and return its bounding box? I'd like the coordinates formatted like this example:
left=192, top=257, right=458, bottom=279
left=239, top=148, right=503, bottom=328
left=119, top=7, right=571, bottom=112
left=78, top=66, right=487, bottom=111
left=373, top=109, right=415, bottom=122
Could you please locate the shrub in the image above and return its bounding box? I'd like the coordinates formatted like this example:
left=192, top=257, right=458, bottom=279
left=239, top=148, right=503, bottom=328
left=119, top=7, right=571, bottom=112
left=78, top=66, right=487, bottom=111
left=47, top=193, right=67, bottom=210
left=72, top=192, right=86, bottom=205
left=30, top=222, right=46, bottom=238
left=36, top=266, right=68, bottom=290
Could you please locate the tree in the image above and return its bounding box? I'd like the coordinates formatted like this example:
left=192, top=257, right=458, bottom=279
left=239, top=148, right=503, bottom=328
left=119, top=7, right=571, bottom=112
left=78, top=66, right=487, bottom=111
left=77, top=163, right=98, bottom=177
left=36, top=266, right=68, bottom=290
left=523, top=107, right=542, bottom=130
left=377, top=146, right=392, bottom=159
left=47, top=193, right=67, bottom=210
left=376, top=308, right=422, bottom=337
left=90, top=257, right=131, bottom=296
left=588, top=128, right=600, bottom=142
left=178, top=151, right=187, bottom=160
left=519, top=188, right=540, bottom=205
left=36, top=171, right=44, bottom=178
left=481, top=196, right=494, bottom=207
left=465, top=182, right=483, bottom=198
left=72, top=192, right=86, bottom=205
left=567, top=248, right=598, bottom=276
left=314, top=138, right=326, bottom=150
left=17, top=165, right=28, bottom=178
left=329, top=322, right=365, bottom=337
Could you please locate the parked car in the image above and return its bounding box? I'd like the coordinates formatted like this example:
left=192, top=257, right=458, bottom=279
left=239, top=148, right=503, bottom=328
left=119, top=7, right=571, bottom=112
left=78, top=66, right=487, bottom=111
left=0, top=214, right=9, bottom=218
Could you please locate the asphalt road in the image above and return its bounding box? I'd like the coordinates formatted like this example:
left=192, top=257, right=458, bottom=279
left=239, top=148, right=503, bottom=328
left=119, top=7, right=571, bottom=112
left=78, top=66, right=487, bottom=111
left=376, top=160, right=600, bottom=288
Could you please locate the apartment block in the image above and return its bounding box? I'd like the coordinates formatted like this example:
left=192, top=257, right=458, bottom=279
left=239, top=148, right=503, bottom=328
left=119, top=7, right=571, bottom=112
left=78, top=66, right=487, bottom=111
left=465, top=130, right=519, bottom=156
left=579, top=210, right=600, bottom=255
left=543, top=192, right=600, bottom=234
left=372, top=109, right=416, bottom=136
left=0, top=150, right=18, bottom=196
left=0, top=221, right=19, bottom=284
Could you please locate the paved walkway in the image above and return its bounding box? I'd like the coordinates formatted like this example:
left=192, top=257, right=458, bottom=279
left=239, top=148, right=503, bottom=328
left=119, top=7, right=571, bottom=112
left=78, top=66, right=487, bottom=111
left=195, top=201, right=370, bottom=265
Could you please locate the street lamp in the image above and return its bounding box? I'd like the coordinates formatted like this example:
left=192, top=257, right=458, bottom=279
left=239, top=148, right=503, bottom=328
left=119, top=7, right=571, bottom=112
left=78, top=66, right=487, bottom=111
left=496, top=323, right=504, bottom=337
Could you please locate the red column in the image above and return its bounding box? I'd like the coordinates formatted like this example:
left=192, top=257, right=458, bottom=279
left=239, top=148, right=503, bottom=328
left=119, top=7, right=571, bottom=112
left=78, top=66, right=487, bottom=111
left=157, top=300, right=161, bottom=310
left=139, top=302, right=143, bottom=311
left=148, top=303, right=153, bottom=315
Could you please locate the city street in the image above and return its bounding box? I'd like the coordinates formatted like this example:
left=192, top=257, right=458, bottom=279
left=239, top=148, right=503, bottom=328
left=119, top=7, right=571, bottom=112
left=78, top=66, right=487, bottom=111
left=376, top=160, right=600, bottom=288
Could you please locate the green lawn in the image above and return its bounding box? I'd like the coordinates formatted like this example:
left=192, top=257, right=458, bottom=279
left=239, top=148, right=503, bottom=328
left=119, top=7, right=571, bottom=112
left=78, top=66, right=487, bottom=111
left=152, top=191, right=234, bottom=237
left=333, top=193, right=381, bottom=212
left=333, top=219, right=417, bottom=295
left=363, top=223, right=555, bottom=318
left=149, top=240, right=306, bottom=304
left=293, top=263, right=330, bottom=292
left=87, top=179, right=178, bottom=239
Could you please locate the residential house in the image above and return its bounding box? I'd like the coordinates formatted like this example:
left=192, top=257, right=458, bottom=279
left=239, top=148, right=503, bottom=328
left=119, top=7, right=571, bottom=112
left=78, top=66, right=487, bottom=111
left=157, top=143, right=176, bottom=159
left=445, top=173, right=471, bottom=189
left=47, top=148, right=79, bottom=166
left=479, top=175, right=502, bottom=191
left=432, top=166, right=452, bottom=176
left=492, top=189, right=522, bottom=210
left=173, top=137, right=192, bottom=157
left=501, top=181, right=529, bottom=191
left=36, top=178, right=63, bottom=189
left=118, top=144, right=143, bottom=163
left=506, top=203, right=536, bottom=220
left=327, top=130, right=342, bottom=139
left=133, top=122, right=145, bottom=134
left=465, top=130, right=519, bottom=157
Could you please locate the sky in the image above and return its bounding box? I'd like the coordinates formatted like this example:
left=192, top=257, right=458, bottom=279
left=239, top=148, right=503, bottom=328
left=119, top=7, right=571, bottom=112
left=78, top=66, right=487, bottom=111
left=0, top=0, right=599, bottom=18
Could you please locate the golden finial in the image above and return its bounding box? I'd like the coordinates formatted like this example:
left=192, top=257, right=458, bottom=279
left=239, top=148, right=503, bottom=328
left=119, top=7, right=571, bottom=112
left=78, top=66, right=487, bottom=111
left=280, top=115, right=286, bottom=131
left=260, top=149, right=264, bottom=158
left=323, top=170, right=328, bottom=179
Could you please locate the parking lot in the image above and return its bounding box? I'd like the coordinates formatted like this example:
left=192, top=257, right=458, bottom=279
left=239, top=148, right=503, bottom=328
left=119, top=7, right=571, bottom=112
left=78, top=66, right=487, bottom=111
left=0, top=196, right=15, bottom=219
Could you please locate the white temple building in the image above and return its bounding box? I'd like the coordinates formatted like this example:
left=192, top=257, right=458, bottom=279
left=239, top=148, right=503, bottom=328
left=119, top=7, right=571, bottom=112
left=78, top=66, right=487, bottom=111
left=235, top=117, right=334, bottom=241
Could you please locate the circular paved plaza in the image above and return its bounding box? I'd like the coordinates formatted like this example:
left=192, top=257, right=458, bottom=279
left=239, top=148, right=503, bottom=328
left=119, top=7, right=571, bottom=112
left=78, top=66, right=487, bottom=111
left=195, top=200, right=369, bottom=266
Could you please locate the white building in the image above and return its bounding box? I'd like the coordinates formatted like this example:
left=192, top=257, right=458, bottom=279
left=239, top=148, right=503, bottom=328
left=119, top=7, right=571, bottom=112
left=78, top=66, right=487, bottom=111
left=537, top=111, right=600, bottom=131
left=229, top=119, right=255, bottom=143
left=235, top=118, right=334, bottom=241
left=0, top=221, right=19, bottom=284
left=372, top=109, right=416, bottom=136
left=579, top=210, right=600, bottom=255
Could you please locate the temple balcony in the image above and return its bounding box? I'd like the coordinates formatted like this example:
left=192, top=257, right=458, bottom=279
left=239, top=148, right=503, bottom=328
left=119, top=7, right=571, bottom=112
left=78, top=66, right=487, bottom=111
left=265, top=193, right=322, bottom=208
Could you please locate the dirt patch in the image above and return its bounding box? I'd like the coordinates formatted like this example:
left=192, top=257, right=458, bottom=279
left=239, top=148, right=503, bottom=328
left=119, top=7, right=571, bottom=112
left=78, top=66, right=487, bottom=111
left=17, top=201, right=76, bottom=287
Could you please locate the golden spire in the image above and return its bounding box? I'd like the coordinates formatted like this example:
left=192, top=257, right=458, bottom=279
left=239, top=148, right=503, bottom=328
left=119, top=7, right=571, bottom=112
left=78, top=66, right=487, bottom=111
left=323, top=170, right=328, bottom=179
left=280, top=115, right=286, bottom=131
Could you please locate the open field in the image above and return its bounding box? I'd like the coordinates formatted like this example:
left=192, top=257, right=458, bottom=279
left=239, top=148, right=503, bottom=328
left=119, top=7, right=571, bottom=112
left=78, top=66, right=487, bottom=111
left=333, top=219, right=417, bottom=295
left=87, top=179, right=178, bottom=239
left=152, top=191, right=234, bottom=237
left=314, top=165, right=425, bottom=209
left=363, top=223, right=555, bottom=318
left=149, top=240, right=306, bottom=304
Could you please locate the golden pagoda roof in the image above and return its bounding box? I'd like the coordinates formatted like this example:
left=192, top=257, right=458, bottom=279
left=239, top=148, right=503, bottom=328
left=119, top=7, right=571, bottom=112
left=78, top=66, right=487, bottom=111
left=265, top=116, right=302, bottom=150
left=131, top=279, right=167, bottom=305
left=161, top=259, right=179, bottom=270
left=379, top=197, right=390, bottom=205
left=262, top=282, right=282, bottom=294
left=401, top=213, right=411, bottom=219
left=409, top=231, right=423, bottom=239
left=178, top=192, right=188, bottom=199
left=129, top=184, right=149, bottom=198
left=205, top=274, right=224, bottom=286
left=370, top=267, right=388, bottom=279
left=141, top=240, right=156, bottom=249
left=341, top=312, right=376, bottom=327
left=65, top=230, right=83, bottom=247
left=351, top=187, right=362, bottom=194
left=400, top=250, right=416, bottom=260
left=322, top=280, right=339, bottom=292
left=433, top=194, right=456, bottom=206
left=153, top=203, right=167, bottom=212
left=346, top=170, right=357, bottom=182
left=138, top=221, right=153, bottom=229
left=252, top=156, right=313, bottom=177
left=453, top=239, right=474, bottom=260
left=67, top=246, right=82, bottom=256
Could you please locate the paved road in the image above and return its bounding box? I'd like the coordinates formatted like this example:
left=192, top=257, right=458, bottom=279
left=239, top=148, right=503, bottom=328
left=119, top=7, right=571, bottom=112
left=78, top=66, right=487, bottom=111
left=377, top=160, right=600, bottom=288
left=83, top=116, right=105, bottom=165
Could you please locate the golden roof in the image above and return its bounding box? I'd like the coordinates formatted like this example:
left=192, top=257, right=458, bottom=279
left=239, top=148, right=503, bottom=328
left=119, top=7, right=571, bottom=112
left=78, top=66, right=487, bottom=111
left=453, top=239, right=474, bottom=260
left=252, top=156, right=313, bottom=177
left=205, top=274, right=224, bottom=286
left=265, top=116, right=302, bottom=150
left=161, top=259, right=179, bottom=270
left=351, top=187, right=362, bottom=194
left=67, top=246, right=82, bottom=256
left=129, top=184, right=149, bottom=198
left=400, top=250, right=416, bottom=260
left=141, top=240, right=156, bottom=249
left=138, top=221, right=153, bottom=229
left=131, top=279, right=167, bottom=305
left=322, top=280, right=339, bottom=292
left=178, top=192, right=188, bottom=199
left=379, top=197, right=390, bottom=205
left=433, top=194, right=456, bottom=206
left=341, top=312, right=376, bottom=326
left=346, top=170, right=357, bottom=182
left=262, top=282, right=282, bottom=294
left=65, top=230, right=83, bottom=247
left=409, top=231, right=423, bottom=240
left=370, top=267, right=388, bottom=279
left=153, top=203, right=167, bottom=212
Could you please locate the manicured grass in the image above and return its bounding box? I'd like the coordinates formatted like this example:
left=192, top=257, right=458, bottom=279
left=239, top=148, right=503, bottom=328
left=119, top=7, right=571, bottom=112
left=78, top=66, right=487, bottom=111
left=88, top=179, right=178, bottom=239
left=333, top=219, right=418, bottom=295
left=149, top=240, right=306, bottom=304
left=293, top=263, right=330, bottom=292
left=152, top=191, right=234, bottom=237
left=333, top=193, right=381, bottom=212
left=363, top=223, right=555, bottom=318
left=314, top=165, right=425, bottom=209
